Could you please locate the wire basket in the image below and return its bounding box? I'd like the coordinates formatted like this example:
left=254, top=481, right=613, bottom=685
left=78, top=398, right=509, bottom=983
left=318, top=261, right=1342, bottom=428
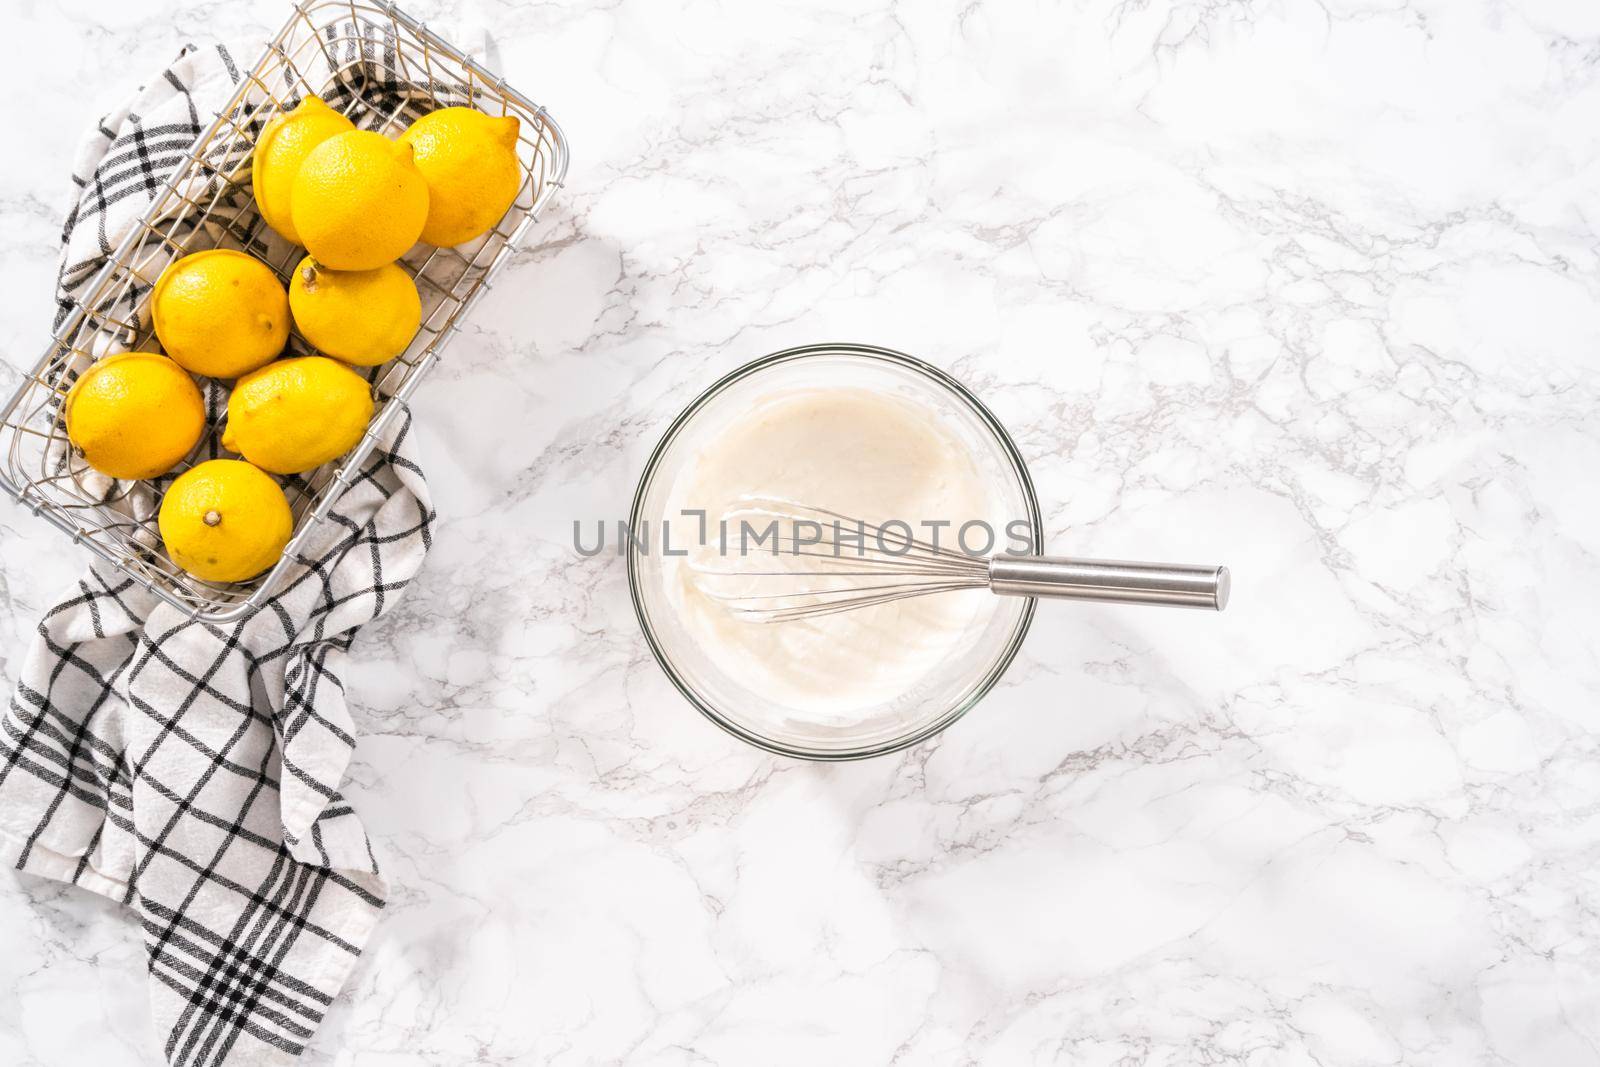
left=0, top=0, right=568, bottom=623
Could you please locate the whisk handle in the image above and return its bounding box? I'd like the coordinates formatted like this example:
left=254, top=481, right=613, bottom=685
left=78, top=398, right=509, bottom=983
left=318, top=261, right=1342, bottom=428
left=989, top=556, right=1230, bottom=611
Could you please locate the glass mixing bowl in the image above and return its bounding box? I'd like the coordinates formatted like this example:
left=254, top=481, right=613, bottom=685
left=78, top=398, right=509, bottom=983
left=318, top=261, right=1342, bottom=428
left=627, top=343, right=1043, bottom=760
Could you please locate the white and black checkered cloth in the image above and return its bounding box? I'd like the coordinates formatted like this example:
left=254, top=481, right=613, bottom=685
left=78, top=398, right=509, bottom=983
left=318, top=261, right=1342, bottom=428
left=0, top=40, right=435, bottom=1066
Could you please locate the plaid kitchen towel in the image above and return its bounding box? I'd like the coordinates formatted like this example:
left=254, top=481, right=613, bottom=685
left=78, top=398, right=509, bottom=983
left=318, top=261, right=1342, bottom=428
left=0, top=38, right=436, bottom=1067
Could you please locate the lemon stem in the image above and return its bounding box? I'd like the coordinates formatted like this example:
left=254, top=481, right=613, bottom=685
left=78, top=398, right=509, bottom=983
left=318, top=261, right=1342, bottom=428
left=204, top=510, right=222, bottom=527
left=301, top=261, right=320, bottom=291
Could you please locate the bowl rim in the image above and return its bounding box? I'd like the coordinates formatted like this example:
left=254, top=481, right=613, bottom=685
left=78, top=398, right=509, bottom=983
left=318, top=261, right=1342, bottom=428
left=626, top=342, right=1044, bottom=761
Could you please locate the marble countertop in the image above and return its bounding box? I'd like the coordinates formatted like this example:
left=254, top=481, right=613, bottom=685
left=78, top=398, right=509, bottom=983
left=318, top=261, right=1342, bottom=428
left=4, top=0, right=1599, bottom=1063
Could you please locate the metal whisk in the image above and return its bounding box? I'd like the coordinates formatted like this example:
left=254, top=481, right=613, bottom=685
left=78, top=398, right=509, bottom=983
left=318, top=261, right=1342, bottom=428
left=690, top=500, right=1229, bottom=623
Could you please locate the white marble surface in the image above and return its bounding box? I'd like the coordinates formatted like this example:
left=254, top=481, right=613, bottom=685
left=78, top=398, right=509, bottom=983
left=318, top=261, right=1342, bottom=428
left=4, top=0, right=1600, bottom=1063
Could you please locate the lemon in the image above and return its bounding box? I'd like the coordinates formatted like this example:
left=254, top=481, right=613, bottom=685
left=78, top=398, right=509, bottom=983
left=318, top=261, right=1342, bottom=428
left=288, top=255, right=421, bottom=366
left=151, top=249, right=289, bottom=377
left=65, top=352, right=206, bottom=480
left=159, top=459, right=293, bottom=583
left=221, top=356, right=374, bottom=474
left=399, top=107, right=522, bottom=247
left=251, top=96, right=355, bottom=245
left=291, top=130, right=428, bottom=270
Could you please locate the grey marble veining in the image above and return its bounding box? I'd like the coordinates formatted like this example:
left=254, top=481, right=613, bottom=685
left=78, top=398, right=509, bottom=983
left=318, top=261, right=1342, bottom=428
left=3, top=0, right=1599, bottom=1063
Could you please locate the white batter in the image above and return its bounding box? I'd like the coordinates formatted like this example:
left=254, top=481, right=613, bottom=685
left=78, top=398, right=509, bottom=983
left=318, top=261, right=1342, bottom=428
left=660, top=387, right=1006, bottom=718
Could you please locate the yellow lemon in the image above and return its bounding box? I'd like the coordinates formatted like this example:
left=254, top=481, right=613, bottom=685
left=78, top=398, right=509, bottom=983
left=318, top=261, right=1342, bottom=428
left=65, top=352, right=206, bottom=480
left=288, top=255, right=421, bottom=366
left=159, top=459, right=293, bottom=583
left=151, top=249, right=289, bottom=377
left=251, top=96, right=355, bottom=245
left=221, top=356, right=374, bottom=474
left=291, top=130, right=428, bottom=270
left=399, top=107, right=522, bottom=247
